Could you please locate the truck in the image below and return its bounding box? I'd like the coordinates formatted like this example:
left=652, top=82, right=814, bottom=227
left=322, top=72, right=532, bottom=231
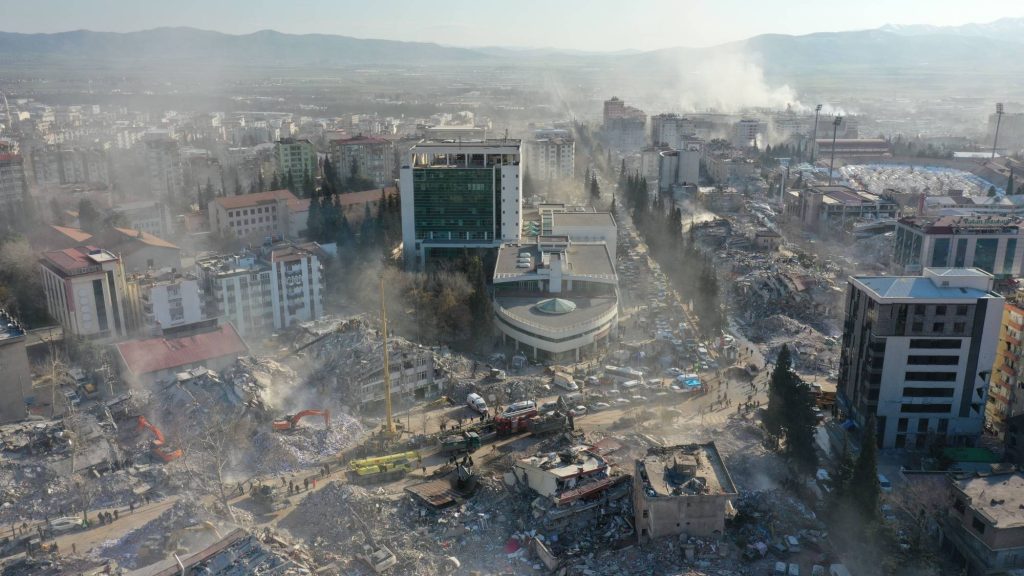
left=439, top=431, right=481, bottom=455
left=347, top=451, right=419, bottom=484
left=466, top=393, right=488, bottom=414
left=527, top=412, right=573, bottom=435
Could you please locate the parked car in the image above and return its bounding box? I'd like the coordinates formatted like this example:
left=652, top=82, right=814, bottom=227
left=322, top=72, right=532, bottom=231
left=570, top=406, right=587, bottom=417
left=878, top=474, right=893, bottom=493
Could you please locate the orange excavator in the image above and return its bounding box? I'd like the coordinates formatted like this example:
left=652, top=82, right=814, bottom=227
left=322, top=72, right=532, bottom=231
left=136, top=416, right=183, bottom=462
left=272, top=409, right=330, bottom=432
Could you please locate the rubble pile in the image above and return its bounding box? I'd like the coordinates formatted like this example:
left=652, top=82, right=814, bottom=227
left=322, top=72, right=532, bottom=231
left=245, top=415, right=363, bottom=475
left=222, top=356, right=299, bottom=412
left=750, top=314, right=837, bottom=375
left=90, top=499, right=213, bottom=569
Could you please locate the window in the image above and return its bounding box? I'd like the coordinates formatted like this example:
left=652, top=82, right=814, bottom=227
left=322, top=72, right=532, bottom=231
left=903, top=387, right=955, bottom=398
left=935, top=305, right=947, bottom=315
left=954, top=498, right=965, bottom=513
left=915, top=304, right=926, bottom=314
left=907, top=355, right=958, bottom=365
left=910, top=339, right=961, bottom=349
left=898, top=418, right=908, bottom=432
left=900, top=404, right=952, bottom=413
left=972, top=517, right=986, bottom=534
left=912, top=321, right=923, bottom=333
left=905, top=372, right=957, bottom=382
left=933, top=322, right=945, bottom=333
left=956, top=305, right=968, bottom=316
left=953, top=322, right=966, bottom=333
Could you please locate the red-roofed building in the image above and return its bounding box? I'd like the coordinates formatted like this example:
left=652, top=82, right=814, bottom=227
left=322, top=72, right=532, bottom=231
left=115, top=321, right=249, bottom=385
left=40, top=246, right=140, bottom=340
left=328, top=135, right=395, bottom=188
left=100, top=227, right=182, bottom=272
left=208, top=189, right=298, bottom=240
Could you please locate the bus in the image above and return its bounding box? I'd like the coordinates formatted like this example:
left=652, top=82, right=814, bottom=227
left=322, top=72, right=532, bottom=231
left=603, top=366, right=645, bottom=384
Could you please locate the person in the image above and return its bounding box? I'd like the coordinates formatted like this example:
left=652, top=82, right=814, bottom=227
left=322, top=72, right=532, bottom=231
left=325, top=463, right=330, bottom=475
left=237, top=482, right=244, bottom=495
left=312, top=478, right=317, bottom=489
left=129, top=501, right=134, bottom=514
left=281, top=477, right=286, bottom=486
left=422, top=466, right=427, bottom=475
left=72, top=543, right=76, bottom=555
left=113, top=509, right=118, bottom=520
left=303, top=478, right=309, bottom=491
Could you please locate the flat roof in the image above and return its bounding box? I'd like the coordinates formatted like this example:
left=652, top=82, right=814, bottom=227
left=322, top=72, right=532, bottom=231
left=852, top=275, right=995, bottom=301
left=411, top=139, right=520, bottom=152
left=495, top=296, right=617, bottom=332
left=518, top=445, right=608, bottom=479
left=41, top=246, right=119, bottom=276
left=493, top=241, right=615, bottom=281
left=639, top=443, right=737, bottom=497
left=956, top=473, right=1024, bottom=529
left=551, top=211, right=616, bottom=229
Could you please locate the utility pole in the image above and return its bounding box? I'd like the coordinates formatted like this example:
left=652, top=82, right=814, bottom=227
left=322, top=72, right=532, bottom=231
left=992, top=103, right=1005, bottom=160
left=828, top=116, right=842, bottom=186
left=810, top=104, right=822, bottom=162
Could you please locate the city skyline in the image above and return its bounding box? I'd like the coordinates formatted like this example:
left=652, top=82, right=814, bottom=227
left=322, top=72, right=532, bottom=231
left=3, top=0, right=1024, bottom=52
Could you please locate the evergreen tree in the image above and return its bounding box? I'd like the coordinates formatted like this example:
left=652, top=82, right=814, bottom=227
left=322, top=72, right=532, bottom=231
left=359, top=203, right=376, bottom=252
left=849, top=417, right=880, bottom=520
left=466, top=255, right=493, bottom=346
left=764, top=345, right=793, bottom=445
left=589, top=173, right=601, bottom=199
left=306, top=189, right=323, bottom=241
left=334, top=210, right=355, bottom=260
left=609, top=194, right=617, bottom=218
left=988, top=185, right=997, bottom=197
left=234, top=180, right=243, bottom=196
left=323, top=157, right=336, bottom=190
left=1008, top=168, right=1015, bottom=196
left=19, top=171, right=35, bottom=228
left=303, top=175, right=315, bottom=199
left=77, top=198, right=101, bottom=233
left=321, top=193, right=340, bottom=243
left=270, top=173, right=281, bottom=190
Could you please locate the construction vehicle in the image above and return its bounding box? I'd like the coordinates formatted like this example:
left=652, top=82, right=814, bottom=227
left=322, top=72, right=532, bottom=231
left=439, top=431, right=481, bottom=455
left=347, top=450, right=419, bottom=484
left=272, top=409, right=330, bottom=432
left=136, top=416, right=183, bottom=462
left=527, top=411, right=573, bottom=435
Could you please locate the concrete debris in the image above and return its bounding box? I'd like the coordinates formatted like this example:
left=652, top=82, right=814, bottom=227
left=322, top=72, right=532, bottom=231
left=89, top=499, right=213, bottom=569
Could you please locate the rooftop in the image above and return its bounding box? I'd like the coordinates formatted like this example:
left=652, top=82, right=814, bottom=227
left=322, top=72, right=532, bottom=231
left=551, top=211, right=617, bottom=229
left=212, top=189, right=297, bottom=211
left=0, top=308, right=26, bottom=345
left=330, top=135, right=392, bottom=146
left=111, top=227, right=179, bottom=250
left=900, top=214, right=1024, bottom=234
left=955, top=473, right=1024, bottom=529
left=518, top=445, right=608, bottom=480
left=115, top=322, right=248, bottom=377
left=41, top=246, right=119, bottom=276
left=48, top=225, right=93, bottom=243
left=638, top=443, right=737, bottom=498
left=411, top=139, right=521, bottom=152
left=493, top=240, right=615, bottom=281
left=808, top=185, right=891, bottom=206
left=853, top=268, right=997, bottom=301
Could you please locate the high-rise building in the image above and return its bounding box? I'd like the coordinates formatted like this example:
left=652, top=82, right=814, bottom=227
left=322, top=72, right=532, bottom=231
left=0, top=151, right=27, bottom=216
left=527, top=134, right=575, bottom=181
left=602, top=97, right=647, bottom=153
left=328, top=136, right=395, bottom=188
left=267, top=242, right=324, bottom=330
left=274, top=138, right=317, bottom=187
left=30, top=146, right=111, bottom=187
left=650, top=114, right=698, bottom=148
left=40, top=247, right=139, bottom=340
left=732, top=119, right=764, bottom=149
left=837, top=268, right=1004, bottom=449
left=399, top=139, right=522, bottom=269
left=657, top=139, right=702, bottom=193
left=134, top=272, right=204, bottom=329
left=143, top=131, right=184, bottom=201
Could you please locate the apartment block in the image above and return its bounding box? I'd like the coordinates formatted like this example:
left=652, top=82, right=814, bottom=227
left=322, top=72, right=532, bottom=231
left=328, top=136, right=395, bottom=188
left=274, top=138, right=317, bottom=186
left=40, top=247, right=139, bottom=340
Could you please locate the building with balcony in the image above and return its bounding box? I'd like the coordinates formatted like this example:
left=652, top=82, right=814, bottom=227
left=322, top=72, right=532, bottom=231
left=658, top=140, right=702, bottom=193
left=274, top=138, right=317, bottom=186
left=492, top=236, right=618, bottom=362
left=399, top=139, right=521, bottom=269
left=327, top=135, right=395, bottom=188
left=602, top=97, right=647, bottom=153
left=893, top=216, right=1024, bottom=278
left=0, top=152, right=27, bottom=215
left=837, top=268, right=1004, bottom=449
left=943, top=472, right=1024, bottom=576
left=633, top=443, right=738, bottom=543
left=143, top=131, right=184, bottom=201
left=40, top=246, right=139, bottom=341
left=987, top=300, right=1024, bottom=465
left=526, top=134, right=574, bottom=181
left=268, top=242, right=325, bottom=330
left=133, top=272, right=203, bottom=330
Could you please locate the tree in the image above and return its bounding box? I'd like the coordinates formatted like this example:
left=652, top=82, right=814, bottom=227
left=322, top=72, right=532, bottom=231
left=988, top=185, right=997, bottom=197
left=270, top=172, right=281, bottom=191
left=465, top=255, right=493, bottom=347
left=589, top=172, right=601, bottom=200
left=77, top=199, right=101, bottom=233
left=849, top=417, right=880, bottom=520
left=762, top=344, right=818, bottom=470
left=306, top=189, right=323, bottom=241
left=50, top=198, right=65, bottom=225
left=303, top=174, right=315, bottom=199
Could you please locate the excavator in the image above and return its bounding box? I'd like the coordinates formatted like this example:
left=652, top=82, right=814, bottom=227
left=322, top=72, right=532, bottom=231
left=272, top=409, right=330, bottom=432
left=136, top=416, right=183, bottom=462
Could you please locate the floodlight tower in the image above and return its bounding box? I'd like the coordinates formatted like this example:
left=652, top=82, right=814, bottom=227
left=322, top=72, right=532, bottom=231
left=992, top=103, right=1005, bottom=160
left=811, top=104, right=822, bottom=162
left=828, top=116, right=842, bottom=186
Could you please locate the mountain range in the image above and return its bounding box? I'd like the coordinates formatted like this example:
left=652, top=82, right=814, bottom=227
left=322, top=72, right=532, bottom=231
left=2, top=18, right=1024, bottom=83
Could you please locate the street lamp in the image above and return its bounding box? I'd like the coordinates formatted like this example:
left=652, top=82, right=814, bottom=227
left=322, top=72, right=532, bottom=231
left=811, top=104, right=822, bottom=162
left=828, top=116, right=842, bottom=186
left=992, top=103, right=1005, bottom=160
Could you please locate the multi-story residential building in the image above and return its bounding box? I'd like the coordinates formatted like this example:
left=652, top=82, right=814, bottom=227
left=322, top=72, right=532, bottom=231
left=113, top=199, right=173, bottom=238
left=650, top=114, right=698, bottom=148
left=133, top=272, right=203, bottom=330
left=143, top=131, right=184, bottom=201
left=603, top=106, right=647, bottom=154
left=657, top=140, right=702, bottom=193
left=492, top=236, right=618, bottom=362
left=29, top=146, right=111, bottom=187
left=527, top=134, right=574, bottom=181
left=0, top=308, right=31, bottom=423
left=196, top=241, right=325, bottom=336
left=986, top=300, right=1024, bottom=462
left=943, top=472, right=1024, bottom=576
left=399, top=139, right=522, bottom=269
left=732, top=119, right=764, bottom=149
left=893, top=216, right=1024, bottom=277
left=40, top=246, right=139, bottom=340
left=707, top=154, right=757, bottom=186
left=274, top=138, right=317, bottom=187
left=633, top=443, right=738, bottom=543
left=327, top=136, right=395, bottom=188
left=0, top=152, right=28, bottom=215
left=208, top=189, right=300, bottom=239
left=267, top=242, right=325, bottom=330
left=784, top=185, right=900, bottom=234
left=837, top=268, right=1004, bottom=449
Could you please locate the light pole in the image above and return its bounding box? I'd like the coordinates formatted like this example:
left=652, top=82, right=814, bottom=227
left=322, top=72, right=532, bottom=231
left=811, top=104, right=822, bottom=162
left=992, top=103, right=1005, bottom=160
left=828, top=116, right=842, bottom=186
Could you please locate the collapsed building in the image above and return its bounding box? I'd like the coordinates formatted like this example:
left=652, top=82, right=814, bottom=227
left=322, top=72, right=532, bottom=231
left=633, top=443, right=738, bottom=543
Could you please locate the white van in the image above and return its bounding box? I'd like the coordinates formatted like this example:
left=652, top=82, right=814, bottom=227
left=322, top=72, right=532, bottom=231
left=553, top=372, right=578, bottom=391
left=466, top=393, right=488, bottom=414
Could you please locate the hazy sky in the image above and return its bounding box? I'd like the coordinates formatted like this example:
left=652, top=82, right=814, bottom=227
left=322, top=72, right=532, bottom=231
left=5, top=0, right=1024, bottom=51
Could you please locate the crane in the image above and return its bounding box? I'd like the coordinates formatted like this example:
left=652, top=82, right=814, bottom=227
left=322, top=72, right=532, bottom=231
left=378, top=277, right=403, bottom=442
left=272, top=409, right=331, bottom=432
left=136, top=416, right=183, bottom=462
